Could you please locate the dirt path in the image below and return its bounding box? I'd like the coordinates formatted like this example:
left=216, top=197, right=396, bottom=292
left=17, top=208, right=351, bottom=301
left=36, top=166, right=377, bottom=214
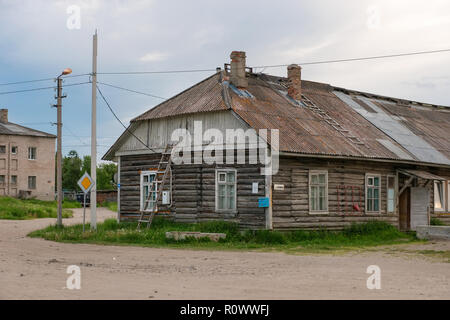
left=0, top=208, right=449, bottom=299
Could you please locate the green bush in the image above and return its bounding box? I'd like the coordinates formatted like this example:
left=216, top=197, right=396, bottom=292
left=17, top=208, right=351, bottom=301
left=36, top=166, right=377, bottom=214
left=430, top=217, right=445, bottom=226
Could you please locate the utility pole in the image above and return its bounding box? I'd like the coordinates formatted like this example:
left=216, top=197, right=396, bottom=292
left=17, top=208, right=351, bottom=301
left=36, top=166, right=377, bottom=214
left=55, top=68, right=72, bottom=227
left=90, top=30, right=98, bottom=230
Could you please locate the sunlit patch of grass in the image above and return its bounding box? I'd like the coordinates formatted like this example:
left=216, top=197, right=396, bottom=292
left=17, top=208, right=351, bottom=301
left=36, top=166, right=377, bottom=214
left=0, top=197, right=76, bottom=220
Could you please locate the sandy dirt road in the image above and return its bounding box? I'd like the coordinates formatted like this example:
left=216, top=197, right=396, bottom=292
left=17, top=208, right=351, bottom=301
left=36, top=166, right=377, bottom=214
left=0, top=208, right=449, bottom=300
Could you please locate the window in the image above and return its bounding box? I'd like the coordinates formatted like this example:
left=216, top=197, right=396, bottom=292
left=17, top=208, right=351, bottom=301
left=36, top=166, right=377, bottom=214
left=366, top=174, right=381, bottom=212
left=28, top=147, right=37, bottom=160
left=309, top=171, right=328, bottom=213
left=11, top=146, right=17, bottom=154
left=11, top=175, right=17, bottom=185
left=434, top=181, right=445, bottom=211
left=387, top=176, right=396, bottom=213
left=0, top=145, right=5, bottom=154
left=0, top=175, right=5, bottom=185
left=28, top=176, right=36, bottom=189
left=216, top=169, right=236, bottom=211
left=140, top=171, right=157, bottom=211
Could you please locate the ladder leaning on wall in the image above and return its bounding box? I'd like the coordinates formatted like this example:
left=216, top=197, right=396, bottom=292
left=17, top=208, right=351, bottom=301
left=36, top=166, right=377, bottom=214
left=137, top=144, right=173, bottom=230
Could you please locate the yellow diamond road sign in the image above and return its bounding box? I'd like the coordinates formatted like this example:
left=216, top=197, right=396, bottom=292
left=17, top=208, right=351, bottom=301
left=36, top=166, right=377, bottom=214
left=78, top=172, right=94, bottom=194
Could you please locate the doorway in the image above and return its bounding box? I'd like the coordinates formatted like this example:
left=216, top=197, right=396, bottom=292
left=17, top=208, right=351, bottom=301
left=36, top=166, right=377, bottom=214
left=399, top=187, right=410, bottom=231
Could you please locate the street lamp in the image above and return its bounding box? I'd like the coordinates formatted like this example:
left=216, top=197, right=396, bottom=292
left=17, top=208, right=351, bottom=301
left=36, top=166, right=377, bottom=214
left=56, top=68, right=72, bottom=227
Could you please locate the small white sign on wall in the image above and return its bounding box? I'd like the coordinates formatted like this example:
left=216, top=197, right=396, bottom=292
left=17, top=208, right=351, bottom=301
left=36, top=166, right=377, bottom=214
left=274, top=184, right=284, bottom=191
left=252, top=182, right=259, bottom=194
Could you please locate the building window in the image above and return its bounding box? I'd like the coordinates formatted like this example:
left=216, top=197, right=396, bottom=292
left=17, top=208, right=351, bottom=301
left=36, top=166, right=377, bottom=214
left=140, top=171, right=157, bottom=211
left=11, top=146, right=18, bottom=154
left=434, top=181, right=445, bottom=211
left=216, top=169, right=236, bottom=211
left=11, top=175, right=17, bottom=185
left=309, top=170, right=328, bottom=213
left=366, top=174, right=381, bottom=213
left=28, top=147, right=37, bottom=160
left=387, top=175, right=396, bottom=213
left=28, top=176, right=36, bottom=189
left=0, top=145, right=5, bottom=154
left=0, top=175, right=5, bottom=185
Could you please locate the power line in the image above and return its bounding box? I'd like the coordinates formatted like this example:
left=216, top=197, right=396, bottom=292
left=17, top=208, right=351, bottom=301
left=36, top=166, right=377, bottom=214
left=0, top=73, right=90, bottom=86
left=0, top=81, right=91, bottom=95
left=253, top=48, right=450, bottom=69
left=96, top=84, right=156, bottom=152
left=97, top=48, right=450, bottom=75
left=97, top=81, right=167, bottom=100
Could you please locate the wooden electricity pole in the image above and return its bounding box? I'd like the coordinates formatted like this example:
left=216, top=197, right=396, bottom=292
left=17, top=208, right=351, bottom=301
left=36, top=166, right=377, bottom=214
left=56, top=76, right=64, bottom=227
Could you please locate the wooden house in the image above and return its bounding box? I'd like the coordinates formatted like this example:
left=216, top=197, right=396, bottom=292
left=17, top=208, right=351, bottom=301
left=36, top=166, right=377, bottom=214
left=103, top=51, right=450, bottom=230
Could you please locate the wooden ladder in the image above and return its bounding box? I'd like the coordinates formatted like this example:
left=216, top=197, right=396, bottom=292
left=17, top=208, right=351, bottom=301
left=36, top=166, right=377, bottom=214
left=301, top=94, right=369, bottom=149
left=137, top=144, right=173, bottom=230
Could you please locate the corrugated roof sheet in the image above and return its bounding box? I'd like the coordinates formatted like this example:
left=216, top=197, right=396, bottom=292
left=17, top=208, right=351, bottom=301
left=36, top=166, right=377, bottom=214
left=109, top=71, right=450, bottom=166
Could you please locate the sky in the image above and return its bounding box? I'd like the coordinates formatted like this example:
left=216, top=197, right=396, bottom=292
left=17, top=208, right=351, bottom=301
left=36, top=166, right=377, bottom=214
left=1, top=0, right=449, bottom=160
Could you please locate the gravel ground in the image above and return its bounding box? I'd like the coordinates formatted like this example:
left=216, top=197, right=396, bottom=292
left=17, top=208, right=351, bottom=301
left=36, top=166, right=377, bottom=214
left=0, top=208, right=449, bottom=300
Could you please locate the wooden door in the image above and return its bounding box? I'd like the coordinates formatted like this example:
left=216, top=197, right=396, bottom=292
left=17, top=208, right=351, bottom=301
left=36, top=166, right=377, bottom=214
left=399, top=187, right=410, bottom=231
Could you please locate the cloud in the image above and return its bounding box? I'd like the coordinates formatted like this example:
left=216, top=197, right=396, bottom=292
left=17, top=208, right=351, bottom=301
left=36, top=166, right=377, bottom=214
left=139, top=52, right=169, bottom=62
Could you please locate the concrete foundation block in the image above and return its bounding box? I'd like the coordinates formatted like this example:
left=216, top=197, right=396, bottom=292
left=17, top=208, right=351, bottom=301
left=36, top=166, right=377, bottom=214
left=165, top=231, right=226, bottom=242
left=416, top=225, right=450, bottom=240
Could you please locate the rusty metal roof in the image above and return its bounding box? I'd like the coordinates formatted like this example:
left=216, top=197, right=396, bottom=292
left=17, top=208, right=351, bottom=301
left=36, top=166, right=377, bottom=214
left=108, top=71, right=450, bottom=166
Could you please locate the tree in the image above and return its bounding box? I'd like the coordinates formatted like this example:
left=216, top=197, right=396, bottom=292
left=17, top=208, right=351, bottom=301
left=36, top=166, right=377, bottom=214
left=62, top=150, right=82, bottom=191
left=97, top=163, right=117, bottom=190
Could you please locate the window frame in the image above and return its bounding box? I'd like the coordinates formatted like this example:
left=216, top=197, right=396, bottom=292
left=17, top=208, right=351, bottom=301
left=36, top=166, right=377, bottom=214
left=28, top=176, right=36, bottom=189
left=28, top=147, right=37, bottom=160
left=0, top=175, right=5, bottom=185
left=434, top=180, right=446, bottom=212
left=11, top=146, right=18, bottom=155
left=140, top=170, right=158, bottom=212
left=215, top=168, right=237, bottom=212
left=386, top=175, right=396, bottom=214
left=0, top=145, right=5, bottom=154
left=11, top=175, right=17, bottom=185
left=308, top=170, right=328, bottom=215
left=365, top=173, right=381, bottom=214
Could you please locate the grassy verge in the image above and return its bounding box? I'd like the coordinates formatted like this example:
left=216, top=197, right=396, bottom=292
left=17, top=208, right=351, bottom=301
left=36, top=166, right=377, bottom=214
left=28, top=219, right=418, bottom=253
left=0, top=197, right=79, bottom=220
left=99, top=201, right=117, bottom=212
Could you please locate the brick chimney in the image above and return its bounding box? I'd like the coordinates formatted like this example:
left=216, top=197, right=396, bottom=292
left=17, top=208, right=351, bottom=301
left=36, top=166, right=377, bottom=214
left=230, top=51, right=248, bottom=88
left=287, top=64, right=302, bottom=101
left=0, top=109, right=8, bottom=123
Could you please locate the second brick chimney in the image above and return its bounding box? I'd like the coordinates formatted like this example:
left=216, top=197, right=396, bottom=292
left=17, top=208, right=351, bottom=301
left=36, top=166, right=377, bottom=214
left=230, top=51, right=248, bottom=88
left=0, top=109, right=8, bottom=123
left=287, top=64, right=302, bottom=101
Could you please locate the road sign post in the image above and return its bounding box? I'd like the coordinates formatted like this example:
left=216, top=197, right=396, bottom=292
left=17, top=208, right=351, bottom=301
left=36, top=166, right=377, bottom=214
left=77, top=172, right=94, bottom=232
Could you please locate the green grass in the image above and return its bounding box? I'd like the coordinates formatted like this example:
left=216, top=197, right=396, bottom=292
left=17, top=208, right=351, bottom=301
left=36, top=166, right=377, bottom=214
left=28, top=219, right=418, bottom=252
left=430, top=217, right=445, bottom=226
left=99, top=201, right=117, bottom=212
left=0, top=197, right=78, bottom=220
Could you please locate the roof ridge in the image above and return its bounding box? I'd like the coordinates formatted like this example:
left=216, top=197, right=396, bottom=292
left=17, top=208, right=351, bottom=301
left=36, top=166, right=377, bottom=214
left=131, top=72, right=221, bottom=122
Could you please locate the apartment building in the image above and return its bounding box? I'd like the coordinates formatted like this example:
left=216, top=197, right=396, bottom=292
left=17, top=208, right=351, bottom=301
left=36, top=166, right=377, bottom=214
left=0, top=109, right=56, bottom=200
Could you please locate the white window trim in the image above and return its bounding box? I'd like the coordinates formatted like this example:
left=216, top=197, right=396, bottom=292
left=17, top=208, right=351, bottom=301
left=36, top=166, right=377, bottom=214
left=215, top=168, right=237, bottom=212
left=28, top=147, right=37, bottom=160
left=140, top=170, right=157, bottom=212
left=365, top=173, right=381, bottom=214
left=308, top=170, right=328, bottom=215
left=434, top=180, right=446, bottom=212
left=386, top=175, right=396, bottom=214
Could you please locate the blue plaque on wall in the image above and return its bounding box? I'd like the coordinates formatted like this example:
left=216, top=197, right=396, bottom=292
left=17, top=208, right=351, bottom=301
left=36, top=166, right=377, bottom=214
left=258, top=197, right=269, bottom=208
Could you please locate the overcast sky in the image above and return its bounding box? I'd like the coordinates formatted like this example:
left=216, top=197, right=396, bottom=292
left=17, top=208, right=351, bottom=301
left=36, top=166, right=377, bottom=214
left=1, top=0, right=449, bottom=158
